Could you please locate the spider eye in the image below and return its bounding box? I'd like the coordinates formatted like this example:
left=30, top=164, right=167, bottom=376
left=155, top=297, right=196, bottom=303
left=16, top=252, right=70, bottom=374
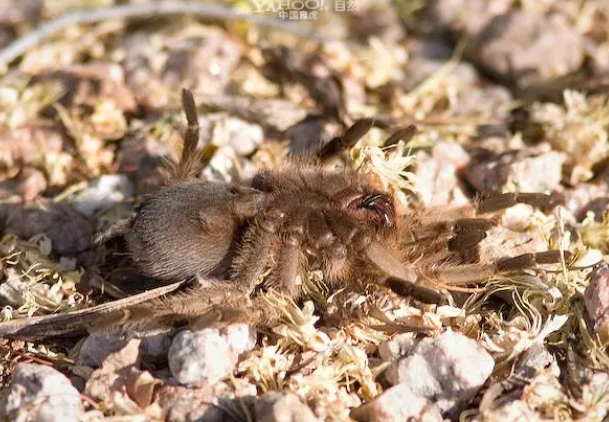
left=252, top=171, right=270, bottom=191
left=360, top=193, right=394, bottom=227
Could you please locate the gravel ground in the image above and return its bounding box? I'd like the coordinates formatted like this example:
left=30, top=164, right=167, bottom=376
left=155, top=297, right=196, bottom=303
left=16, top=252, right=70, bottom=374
left=0, top=1, right=609, bottom=421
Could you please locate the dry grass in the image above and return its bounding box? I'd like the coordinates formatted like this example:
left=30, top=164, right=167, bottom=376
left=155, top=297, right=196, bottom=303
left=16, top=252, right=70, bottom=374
left=0, top=1, right=609, bottom=421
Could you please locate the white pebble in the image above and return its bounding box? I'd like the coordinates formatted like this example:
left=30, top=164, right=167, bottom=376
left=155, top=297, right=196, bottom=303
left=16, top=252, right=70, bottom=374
left=72, top=174, right=134, bottom=216
left=4, top=363, right=83, bottom=422
left=384, top=330, right=495, bottom=416
left=168, top=328, right=237, bottom=386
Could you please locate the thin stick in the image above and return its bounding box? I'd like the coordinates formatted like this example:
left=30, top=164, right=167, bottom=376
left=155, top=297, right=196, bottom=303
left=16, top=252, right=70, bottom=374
left=0, top=280, right=187, bottom=339
left=0, top=1, right=333, bottom=70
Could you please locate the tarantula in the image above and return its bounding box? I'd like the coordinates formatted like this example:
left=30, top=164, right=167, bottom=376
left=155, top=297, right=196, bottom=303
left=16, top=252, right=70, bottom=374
left=0, top=90, right=568, bottom=338
left=92, top=89, right=568, bottom=327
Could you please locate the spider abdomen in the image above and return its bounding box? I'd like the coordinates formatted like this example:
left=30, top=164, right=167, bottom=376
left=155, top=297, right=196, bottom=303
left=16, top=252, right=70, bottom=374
left=126, top=181, right=265, bottom=281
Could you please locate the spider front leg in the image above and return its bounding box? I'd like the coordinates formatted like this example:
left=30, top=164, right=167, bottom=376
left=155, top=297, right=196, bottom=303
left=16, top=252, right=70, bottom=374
left=383, top=277, right=449, bottom=305
left=448, top=192, right=554, bottom=256
left=404, top=191, right=554, bottom=255
left=410, top=192, right=552, bottom=231
left=475, top=192, right=552, bottom=214
left=364, top=242, right=449, bottom=304
left=364, top=243, right=570, bottom=304
left=427, top=250, right=573, bottom=284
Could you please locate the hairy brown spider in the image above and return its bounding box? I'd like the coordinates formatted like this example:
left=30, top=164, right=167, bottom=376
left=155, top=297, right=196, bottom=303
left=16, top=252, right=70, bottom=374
left=0, top=90, right=569, bottom=338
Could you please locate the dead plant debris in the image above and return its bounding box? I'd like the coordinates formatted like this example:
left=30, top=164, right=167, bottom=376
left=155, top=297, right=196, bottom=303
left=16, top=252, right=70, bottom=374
left=1, top=1, right=609, bottom=422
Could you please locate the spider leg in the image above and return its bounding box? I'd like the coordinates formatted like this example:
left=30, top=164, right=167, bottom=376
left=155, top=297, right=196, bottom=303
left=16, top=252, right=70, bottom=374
left=229, top=219, right=277, bottom=293
left=401, top=206, right=498, bottom=254
left=364, top=243, right=450, bottom=304
left=407, top=192, right=551, bottom=233
left=269, top=226, right=305, bottom=297
left=0, top=280, right=186, bottom=339
left=383, top=124, right=418, bottom=148
left=365, top=242, right=417, bottom=282
left=403, top=192, right=553, bottom=257
left=428, top=250, right=573, bottom=285
left=363, top=241, right=449, bottom=304
left=259, top=205, right=307, bottom=297
left=307, top=210, right=336, bottom=250
left=317, top=118, right=374, bottom=162
left=447, top=221, right=490, bottom=252
left=314, top=211, right=369, bottom=281
left=92, top=214, right=135, bottom=244
left=365, top=243, right=570, bottom=302
left=317, top=120, right=420, bottom=162
left=476, top=192, right=552, bottom=214
left=189, top=306, right=253, bottom=329
left=384, top=277, right=448, bottom=305
left=180, top=89, right=199, bottom=164
left=91, top=280, right=288, bottom=333
left=189, top=294, right=284, bottom=330
left=89, top=279, right=252, bottom=333
left=230, top=194, right=301, bottom=293
left=170, top=88, right=204, bottom=180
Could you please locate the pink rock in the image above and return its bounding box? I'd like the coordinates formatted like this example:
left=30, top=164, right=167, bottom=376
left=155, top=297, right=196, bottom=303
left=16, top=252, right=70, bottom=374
left=351, top=384, right=443, bottom=422
left=585, top=263, right=609, bottom=333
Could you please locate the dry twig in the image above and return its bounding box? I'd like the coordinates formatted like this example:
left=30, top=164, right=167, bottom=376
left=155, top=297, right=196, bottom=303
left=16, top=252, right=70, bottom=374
left=0, top=1, right=334, bottom=72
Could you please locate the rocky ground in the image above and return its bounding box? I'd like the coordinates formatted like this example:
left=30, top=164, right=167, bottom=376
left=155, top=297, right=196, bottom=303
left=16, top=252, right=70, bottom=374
left=0, top=0, right=609, bottom=421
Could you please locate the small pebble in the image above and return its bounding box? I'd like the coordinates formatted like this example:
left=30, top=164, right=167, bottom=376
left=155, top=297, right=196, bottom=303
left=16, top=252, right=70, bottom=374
left=72, top=174, right=134, bottom=216
left=425, top=0, right=511, bottom=36
left=465, top=150, right=564, bottom=194
left=141, top=332, right=174, bottom=362
left=3, top=199, right=94, bottom=257
left=0, top=267, right=66, bottom=309
left=3, top=363, right=83, bottom=422
left=248, top=98, right=309, bottom=132
left=222, top=323, right=257, bottom=355
left=378, top=332, right=416, bottom=362
left=0, top=268, right=29, bottom=307
left=158, top=380, right=256, bottom=422
left=0, top=167, right=47, bottom=201
left=584, top=263, right=609, bottom=340
left=168, top=328, right=237, bottom=386
left=479, top=343, right=558, bottom=414
left=384, top=330, right=494, bottom=416
left=78, top=332, right=129, bottom=368
left=255, top=392, right=321, bottom=422
left=351, top=384, right=443, bottom=422
left=161, top=29, right=241, bottom=96
left=517, top=343, right=559, bottom=379
left=414, top=141, right=470, bottom=207
left=212, top=115, right=264, bottom=156
left=471, top=10, right=585, bottom=89
left=84, top=339, right=142, bottom=401
left=479, top=400, right=540, bottom=422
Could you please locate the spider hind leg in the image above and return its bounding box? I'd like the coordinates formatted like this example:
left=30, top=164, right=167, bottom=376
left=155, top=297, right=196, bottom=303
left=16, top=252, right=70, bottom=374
left=168, top=88, right=205, bottom=180
left=92, top=215, right=134, bottom=244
